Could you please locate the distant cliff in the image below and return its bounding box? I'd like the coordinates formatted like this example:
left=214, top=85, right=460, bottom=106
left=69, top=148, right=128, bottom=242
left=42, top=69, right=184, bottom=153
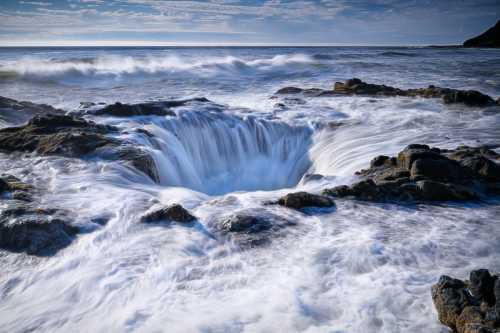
left=463, top=20, right=500, bottom=47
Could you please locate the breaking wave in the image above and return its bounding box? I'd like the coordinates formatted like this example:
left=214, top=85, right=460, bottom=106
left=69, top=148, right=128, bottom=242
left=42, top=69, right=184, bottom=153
left=0, top=54, right=318, bottom=81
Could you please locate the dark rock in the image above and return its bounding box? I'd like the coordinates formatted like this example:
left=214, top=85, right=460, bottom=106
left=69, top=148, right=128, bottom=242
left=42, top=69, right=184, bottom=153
left=469, top=269, right=497, bottom=306
left=91, top=98, right=210, bottom=117
left=275, top=191, right=335, bottom=210
left=323, top=144, right=498, bottom=203
left=0, top=114, right=117, bottom=157
left=443, top=90, right=495, bottom=107
left=275, top=87, right=303, bottom=94
left=0, top=178, right=9, bottom=193
left=432, top=270, right=500, bottom=333
left=117, top=147, right=160, bottom=183
left=410, top=158, right=467, bottom=181
left=276, top=79, right=497, bottom=108
left=0, top=202, right=79, bottom=256
left=140, top=204, right=196, bottom=223
left=464, top=20, right=500, bottom=48
left=219, top=213, right=272, bottom=233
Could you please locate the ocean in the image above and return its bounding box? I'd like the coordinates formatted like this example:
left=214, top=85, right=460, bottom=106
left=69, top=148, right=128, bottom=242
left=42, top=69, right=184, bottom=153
left=0, top=46, right=500, bottom=332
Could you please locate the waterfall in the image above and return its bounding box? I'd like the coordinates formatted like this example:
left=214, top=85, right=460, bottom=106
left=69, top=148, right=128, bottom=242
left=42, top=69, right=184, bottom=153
left=142, top=111, right=313, bottom=195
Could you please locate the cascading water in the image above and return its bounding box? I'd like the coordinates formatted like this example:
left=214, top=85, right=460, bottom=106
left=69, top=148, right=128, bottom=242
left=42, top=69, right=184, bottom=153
left=141, top=110, right=313, bottom=195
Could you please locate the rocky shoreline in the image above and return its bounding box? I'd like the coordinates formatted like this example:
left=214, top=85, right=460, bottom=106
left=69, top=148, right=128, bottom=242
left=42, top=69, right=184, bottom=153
left=275, top=78, right=500, bottom=107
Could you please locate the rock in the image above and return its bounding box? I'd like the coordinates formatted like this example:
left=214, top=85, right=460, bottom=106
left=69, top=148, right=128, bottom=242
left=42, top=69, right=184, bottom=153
left=276, top=191, right=335, bottom=209
left=0, top=114, right=160, bottom=182
left=215, top=210, right=296, bottom=247
left=219, top=213, right=272, bottom=233
left=443, top=90, right=495, bottom=107
left=323, top=144, right=498, bottom=203
left=0, top=175, right=34, bottom=201
left=432, top=270, right=500, bottom=333
left=432, top=275, right=478, bottom=332
left=140, top=204, right=196, bottom=223
left=93, top=102, right=174, bottom=117
left=410, top=158, right=466, bottom=181
left=0, top=114, right=117, bottom=157
left=276, top=79, right=497, bottom=108
left=275, top=87, right=303, bottom=94
left=0, top=202, right=79, bottom=256
left=0, top=178, right=9, bottom=193
left=464, top=20, right=500, bottom=48
left=469, top=269, right=497, bottom=306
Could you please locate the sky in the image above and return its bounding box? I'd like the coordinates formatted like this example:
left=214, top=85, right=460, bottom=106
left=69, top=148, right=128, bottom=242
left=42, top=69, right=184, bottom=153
left=0, top=0, right=499, bottom=46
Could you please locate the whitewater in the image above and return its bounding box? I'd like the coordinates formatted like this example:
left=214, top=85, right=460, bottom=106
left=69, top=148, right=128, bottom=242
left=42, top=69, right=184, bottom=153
left=1, top=46, right=500, bottom=333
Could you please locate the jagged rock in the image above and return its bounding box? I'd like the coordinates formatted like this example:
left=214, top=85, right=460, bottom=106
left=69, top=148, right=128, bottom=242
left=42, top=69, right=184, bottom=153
left=140, top=204, right=196, bottom=223
left=0, top=175, right=34, bottom=202
left=0, top=202, right=79, bottom=256
left=464, top=20, right=500, bottom=48
left=0, top=114, right=117, bottom=157
left=323, top=144, right=499, bottom=203
left=431, top=269, right=500, bottom=333
left=0, top=112, right=160, bottom=183
left=275, top=79, right=497, bottom=107
left=275, top=191, right=335, bottom=210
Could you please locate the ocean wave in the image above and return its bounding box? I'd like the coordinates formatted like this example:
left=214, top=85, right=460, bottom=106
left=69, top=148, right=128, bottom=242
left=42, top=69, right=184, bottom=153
left=0, top=53, right=318, bottom=81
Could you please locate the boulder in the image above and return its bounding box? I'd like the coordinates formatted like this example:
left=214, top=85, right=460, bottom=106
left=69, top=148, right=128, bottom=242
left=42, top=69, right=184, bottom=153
left=431, top=269, right=500, bottom=333
left=443, top=90, right=495, bottom=107
left=0, top=202, right=79, bottom=256
left=275, top=191, right=335, bottom=210
left=416, top=180, right=477, bottom=201
left=140, top=204, right=196, bottom=223
left=219, top=213, right=272, bottom=233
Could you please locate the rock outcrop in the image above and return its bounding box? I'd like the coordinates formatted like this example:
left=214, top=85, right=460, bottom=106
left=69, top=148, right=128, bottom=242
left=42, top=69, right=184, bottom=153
left=0, top=113, right=159, bottom=182
left=464, top=20, right=500, bottom=48
left=275, top=78, right=498, bottom=107
left=274, top=191, right=336, bottom=210
left=431, top=269, right=500, bottom=333
left=140, top=204, right=196, bottom=223
left=88, top=98, right=210, bottom=117
left=323, top=144, right=500, bottom=202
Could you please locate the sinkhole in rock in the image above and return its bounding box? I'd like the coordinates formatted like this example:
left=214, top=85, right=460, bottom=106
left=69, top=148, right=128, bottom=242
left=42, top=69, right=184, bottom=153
left=149, top=112, right=314, bottom=195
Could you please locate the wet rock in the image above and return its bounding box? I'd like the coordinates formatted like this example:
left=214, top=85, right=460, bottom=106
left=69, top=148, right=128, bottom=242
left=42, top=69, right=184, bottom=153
left=219, top=213, right=272, bottom=233
left=0, top=113, right=160, bottom=183
left=140, top=204, right=196, bottom=223
left=275, top=87, right=303, bottom=94
left=275, top=79, right=497, bottom=108
left=93, top=102, right=175, bottom=117
left=0, top=175, right=34, bottom=201
left=443, top=90, right=495, bottom=107
left=323, top=144, right=499, bottom=203
left=0, top=114, right=117, bottom=157
left=432, top=269, right=500, bottom=333
left=0, top=202, right=79, bottom=256
left=275, top=191, right=335, bottom=210
left=215, top=210, right=296, bottom=247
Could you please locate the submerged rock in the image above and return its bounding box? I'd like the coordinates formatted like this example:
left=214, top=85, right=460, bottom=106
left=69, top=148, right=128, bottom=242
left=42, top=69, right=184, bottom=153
left=216, top=210, right=296, bottom=247
left=0, top=202, right=79, bottom=256
left=323, top=144, right=500, bottom=203
left=140, top=204, right=196, bottom=223
left=464, top=20, right=500, bottom=48
left=431, top=269, right=500, bottom=333
left=275, top=191, right=335, bottom=210
left=274, top=78, right=498, bottom=107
